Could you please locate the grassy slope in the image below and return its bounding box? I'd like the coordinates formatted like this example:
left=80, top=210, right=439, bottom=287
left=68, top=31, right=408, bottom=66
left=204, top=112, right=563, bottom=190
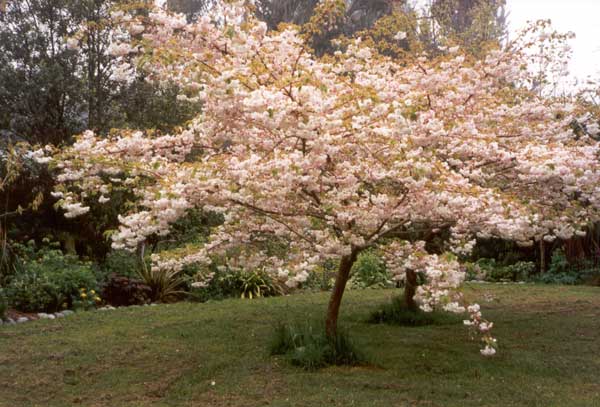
left=1, top=284, right=599, bottom=407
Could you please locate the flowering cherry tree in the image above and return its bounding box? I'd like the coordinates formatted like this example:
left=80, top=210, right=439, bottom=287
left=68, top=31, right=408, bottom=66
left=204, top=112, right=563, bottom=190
left=50, top=1, right=600, bottom=356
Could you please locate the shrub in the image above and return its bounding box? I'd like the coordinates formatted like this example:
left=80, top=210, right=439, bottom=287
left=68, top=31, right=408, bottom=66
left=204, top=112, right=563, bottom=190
left=474, top=258, right=535, bottom=282
left=100, top=249, right=140, bottom=280
left=220, top=268, right=283, bottom=299
left=5, top=243, right=98, bottom=313
left=101, top=273, right=152, bottom=306
left=270, top=321, right=366, bottom=370
left=368, top=295, right=463, bottom=326
left=489, top=261, right=535, bottom=282
left=348, top=250, right=392, bottom=289
left=304, top=259, right=338, bottom=291
left=534, top=249, right=598, bottom=285
left=188, top=266, right=283, bottom=302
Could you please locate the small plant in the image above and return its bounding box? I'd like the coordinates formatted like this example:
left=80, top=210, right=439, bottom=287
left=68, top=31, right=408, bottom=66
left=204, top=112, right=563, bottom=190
left=190, top=266, right=283, bottom=301
left=270, top=321, right=366, bottom=370
left=368, top=295, right=463, bottom=326
left=71, top=287, right=102, bottom=311
left=136, top=263, right=185, bottom=303
left=221, top=268, right=282, bottom=299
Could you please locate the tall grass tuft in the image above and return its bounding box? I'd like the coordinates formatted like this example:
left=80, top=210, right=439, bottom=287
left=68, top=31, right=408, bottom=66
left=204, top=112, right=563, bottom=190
left=270, top=321, right=367, bottom=370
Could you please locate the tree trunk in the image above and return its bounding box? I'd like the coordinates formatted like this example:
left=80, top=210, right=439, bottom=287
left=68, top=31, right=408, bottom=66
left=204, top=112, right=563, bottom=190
left=540, top=240, right=546, bottom=273
left=404, top=268, right=418, bottom=312
left=325, top=249, right=359, bottom=339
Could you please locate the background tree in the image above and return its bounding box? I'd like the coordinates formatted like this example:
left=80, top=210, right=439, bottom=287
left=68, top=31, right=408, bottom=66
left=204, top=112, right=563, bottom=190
left=427, top=0, right=508, bottom=55
left=166, top=0, right=214, bottom=21
left=0, top=0, right=199, bottom=260
left=0, top=0, right=86, bottom=145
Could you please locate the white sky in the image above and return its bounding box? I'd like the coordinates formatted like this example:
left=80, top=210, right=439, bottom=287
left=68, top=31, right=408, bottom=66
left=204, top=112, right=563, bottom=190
left=507, top=0, right=600, bottom=83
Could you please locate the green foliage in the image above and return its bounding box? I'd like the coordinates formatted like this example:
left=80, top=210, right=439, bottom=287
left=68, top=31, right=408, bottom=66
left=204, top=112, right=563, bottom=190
left=136, top=263, right=185, bottom=303
left=153, top=209, right=223, bottom=252
left=5, top=241, right=97, bottom=312
left=189, top=266, right=283, bottom=302
left=349, top=250, right=392, bottom=289
left=304, top=259, right=338, bottom=291
left=533, top=249, right=599, bottom=285
left=489, top=261, right=535, bottom=282
left=0, top=0, right=199, bottom=144
left=222, top=269, right=282, bottom=299
left=71, top=287, right=102, bottom=311
left=101, top=249, right=140, bottom=279
left=473, top=258, right=535, bottom=282
left=368, top=295, right=463, bottom=326
left=270, top=321, right=366, bottom=370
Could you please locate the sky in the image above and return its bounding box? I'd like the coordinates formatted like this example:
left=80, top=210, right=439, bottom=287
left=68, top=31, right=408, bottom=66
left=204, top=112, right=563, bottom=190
left=507, top=0, right=600, bottom=83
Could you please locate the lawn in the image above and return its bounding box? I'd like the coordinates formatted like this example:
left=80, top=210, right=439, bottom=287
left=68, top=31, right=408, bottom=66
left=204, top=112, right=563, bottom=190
left=1, top=284, right=599, bottom=407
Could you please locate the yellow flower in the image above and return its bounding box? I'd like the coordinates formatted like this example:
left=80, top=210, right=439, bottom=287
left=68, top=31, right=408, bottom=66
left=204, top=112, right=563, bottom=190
left=90, top=289, right=96, bottom=295
left=80, top=293, right=87, bottom=299
left=94, top=296, right=101, bottom=302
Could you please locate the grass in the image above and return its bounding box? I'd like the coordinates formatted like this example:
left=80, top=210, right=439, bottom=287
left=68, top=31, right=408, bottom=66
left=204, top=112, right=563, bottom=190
left=0, top=284, right=599, bottom=406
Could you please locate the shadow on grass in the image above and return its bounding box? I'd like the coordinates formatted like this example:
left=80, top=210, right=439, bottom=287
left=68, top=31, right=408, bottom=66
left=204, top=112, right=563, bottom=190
left=368, top=295, right=464, bottom=326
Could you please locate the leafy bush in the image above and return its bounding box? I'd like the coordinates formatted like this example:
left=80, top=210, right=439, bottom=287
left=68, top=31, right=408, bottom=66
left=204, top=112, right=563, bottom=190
left=5, top=241, right=98, bottom=312
left=221, top=268, right=283, bottom=299
left=270, top=321, right=366, bottom=370
left=368, top=295, right=463, bottom=326
left=533, top=249, right=592, bottom=285
left=304, top=259, right=338, bottom=291
left=348, top=251, right=392, bottom=289
left=488, top=261, right=535, bottom=282
left=189, top=266, right=283, bottom=302
left=472, top=258, right=535, bottom=282
left=101, top=273, right=152, bottom=306
left=100, top=249, right=140, bottom=280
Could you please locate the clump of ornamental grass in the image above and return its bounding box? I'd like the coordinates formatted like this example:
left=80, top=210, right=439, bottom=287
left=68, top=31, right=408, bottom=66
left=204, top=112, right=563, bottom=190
left=368, top=295, right=463, bottom=326
left=270, top=321, right=367, bottom=370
